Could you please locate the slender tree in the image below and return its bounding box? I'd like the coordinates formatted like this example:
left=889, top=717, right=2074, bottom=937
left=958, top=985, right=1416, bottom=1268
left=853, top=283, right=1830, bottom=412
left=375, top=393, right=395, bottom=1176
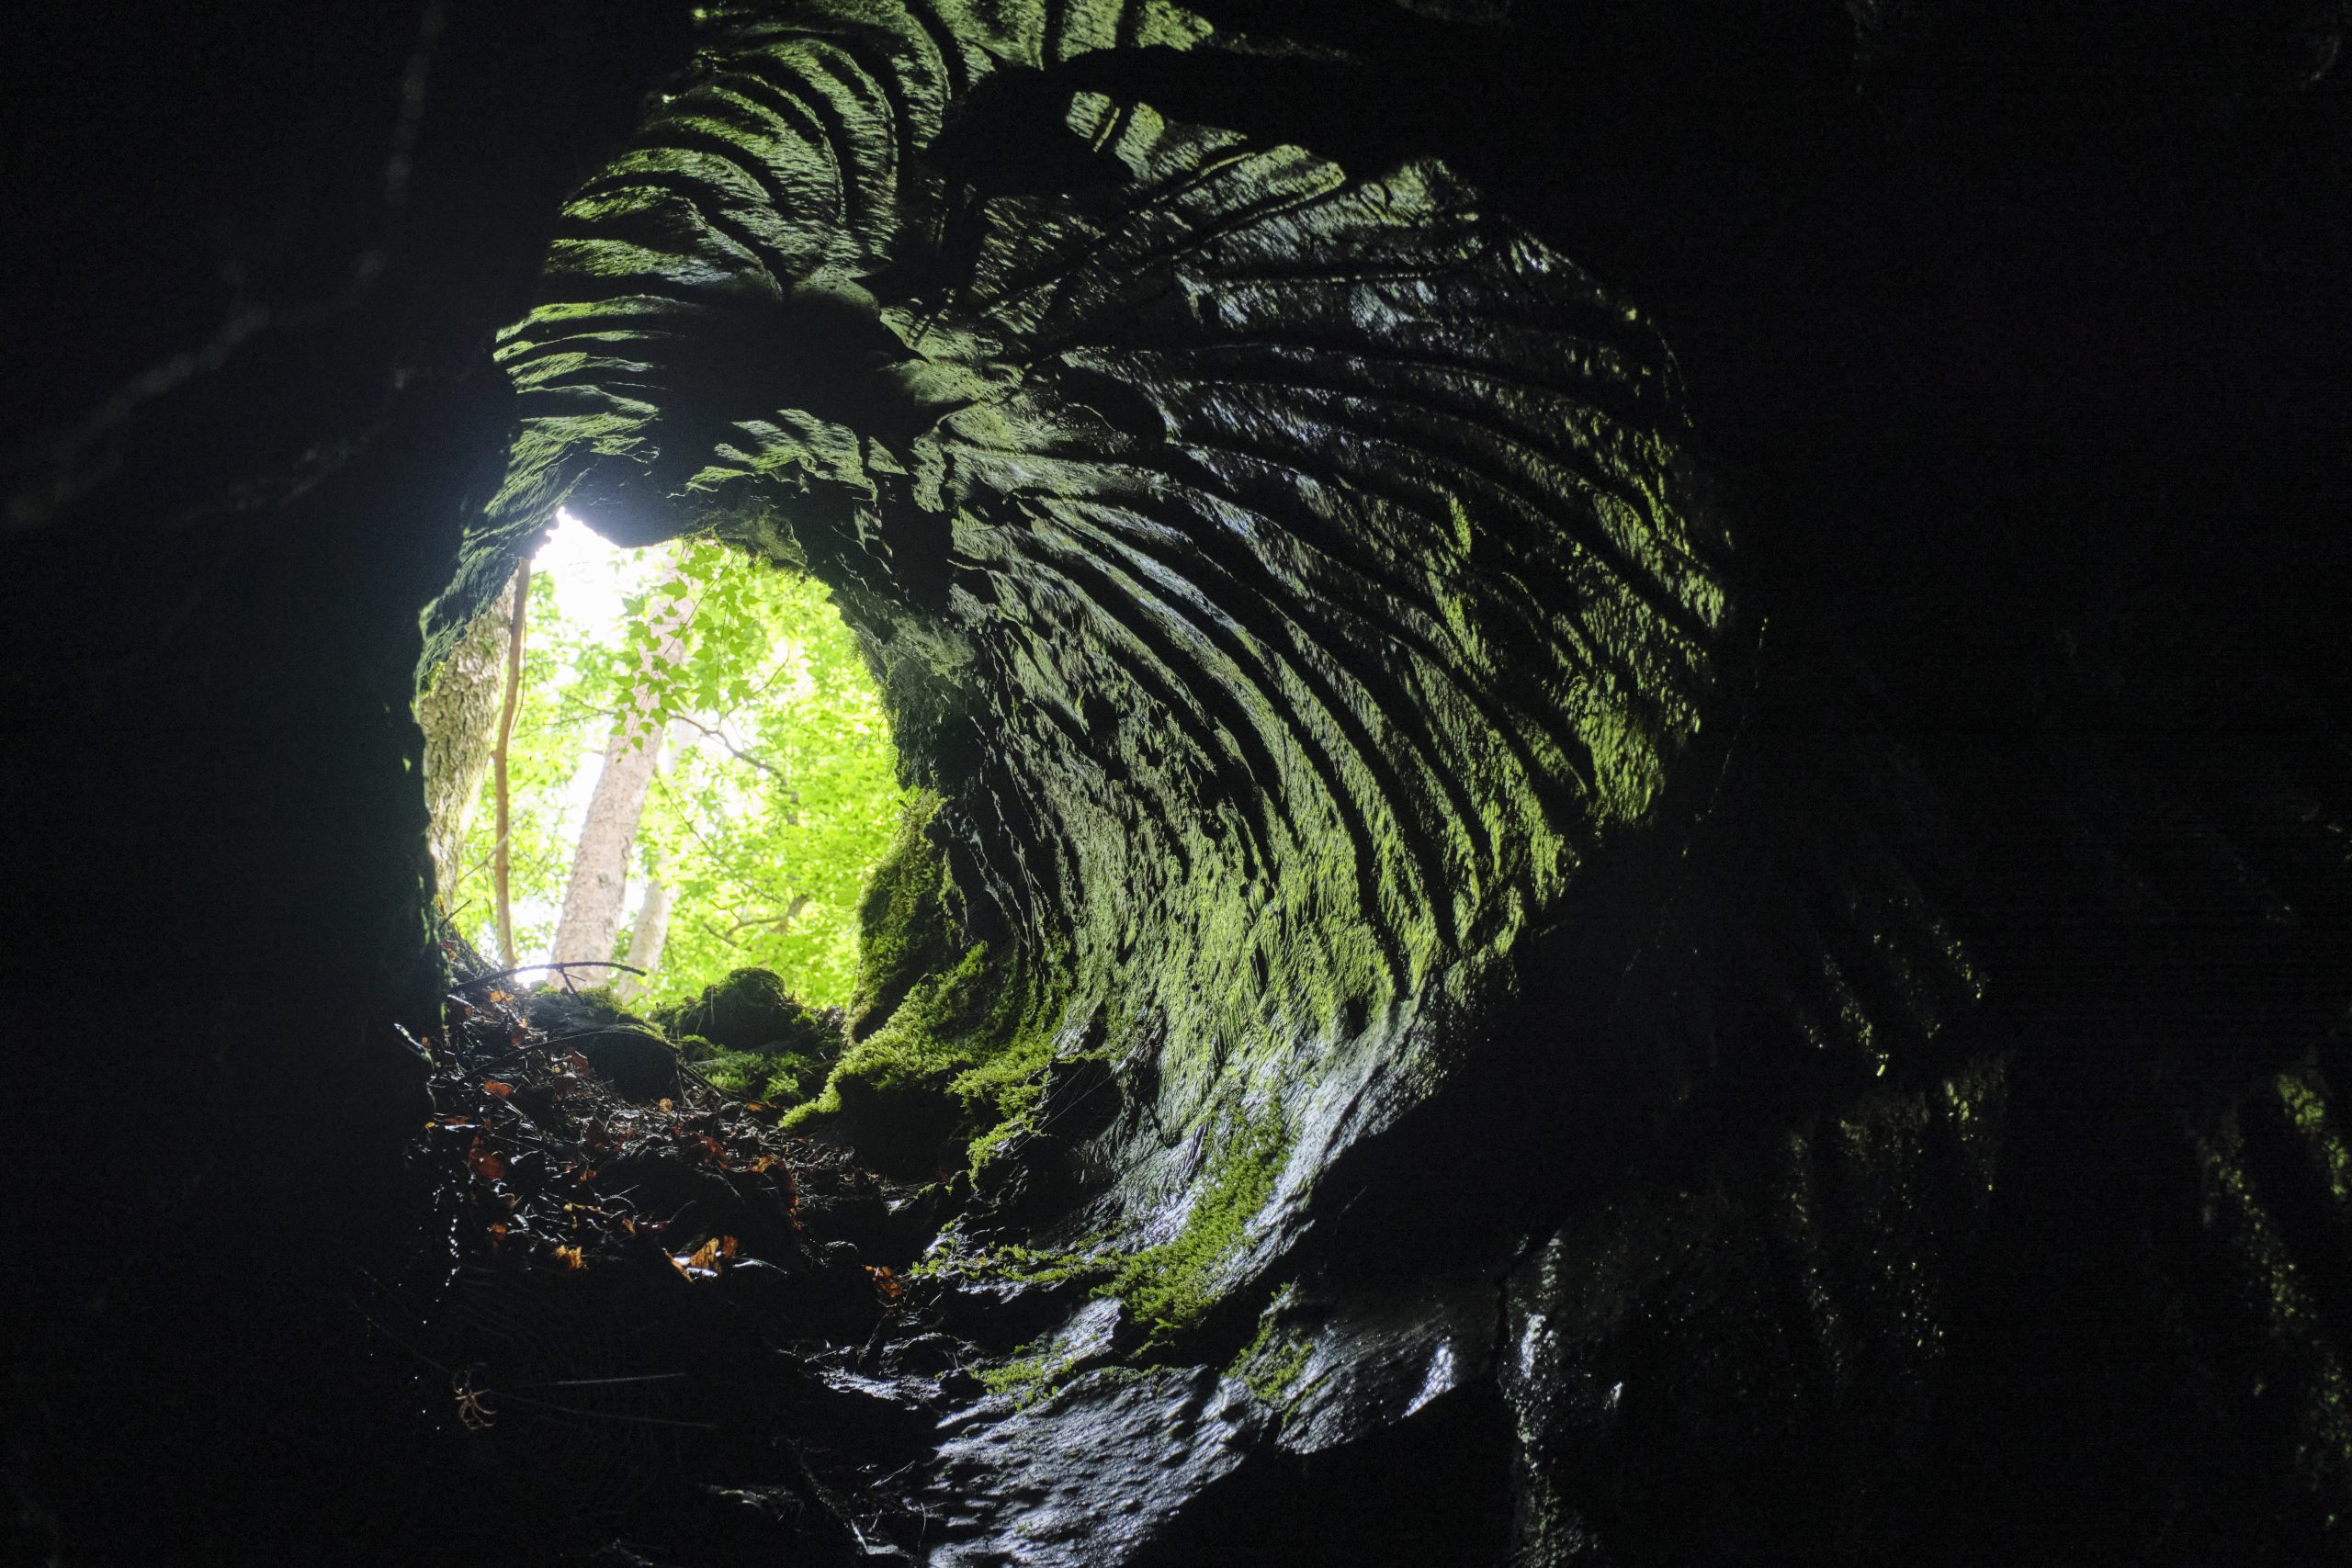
left=548, top=565, right=693, bottom=966
left=611, top=721, right=693, bottom=998
left=492, top=560, right=533, bottom=965
left=612, top=871, right=675, bottom=1002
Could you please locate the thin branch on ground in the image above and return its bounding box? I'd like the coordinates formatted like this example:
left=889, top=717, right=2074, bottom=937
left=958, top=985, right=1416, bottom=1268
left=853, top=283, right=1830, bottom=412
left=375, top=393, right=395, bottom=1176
left=449, top=960, right=645, bottom=992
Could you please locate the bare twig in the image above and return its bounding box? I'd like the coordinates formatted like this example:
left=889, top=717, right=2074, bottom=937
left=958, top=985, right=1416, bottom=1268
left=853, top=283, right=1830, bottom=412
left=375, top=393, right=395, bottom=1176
left=725, top=895, right=811, bottom=936
left=670, top=710, right=793, bottom=786
left=651, top=773, right=795, bottom=903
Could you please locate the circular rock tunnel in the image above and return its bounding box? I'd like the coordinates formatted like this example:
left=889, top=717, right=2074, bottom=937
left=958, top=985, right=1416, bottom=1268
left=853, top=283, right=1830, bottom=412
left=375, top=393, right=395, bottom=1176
left=10, top=1, right=2352, bottom=1563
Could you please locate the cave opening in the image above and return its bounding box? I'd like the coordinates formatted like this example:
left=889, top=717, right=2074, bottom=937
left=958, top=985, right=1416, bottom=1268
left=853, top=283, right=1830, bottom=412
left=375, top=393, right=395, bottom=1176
left=13, top=0, right=2352, bottom=1561
left=418, top=505, right=914, bottom=1109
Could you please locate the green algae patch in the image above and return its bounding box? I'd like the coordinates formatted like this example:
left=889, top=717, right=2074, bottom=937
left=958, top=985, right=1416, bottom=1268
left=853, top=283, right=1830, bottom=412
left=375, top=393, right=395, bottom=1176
left=1102, top=1112, right=1292, bottom=1346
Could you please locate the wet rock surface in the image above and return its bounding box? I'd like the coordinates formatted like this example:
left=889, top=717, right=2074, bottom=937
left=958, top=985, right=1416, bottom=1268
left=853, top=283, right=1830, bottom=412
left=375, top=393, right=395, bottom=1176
left=9, top=1, right=2352, bottom=1563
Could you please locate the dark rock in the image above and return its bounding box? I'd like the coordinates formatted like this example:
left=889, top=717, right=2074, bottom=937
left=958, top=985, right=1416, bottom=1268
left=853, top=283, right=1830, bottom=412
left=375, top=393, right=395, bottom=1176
left=662, top=968, right=845, bottom=1061
left=523, top=987, right=681, bottom=1101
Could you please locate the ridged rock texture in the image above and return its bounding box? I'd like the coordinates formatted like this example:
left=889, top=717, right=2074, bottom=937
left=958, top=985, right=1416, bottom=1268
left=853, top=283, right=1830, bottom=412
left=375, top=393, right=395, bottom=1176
left=402, top=1, right=2352, bottom=1562
left=420, top=3, right=1746, bottom=1553
left=410, top=2, right=2352, bottom=1562
left=11, top=0, right=2352, bottom=1563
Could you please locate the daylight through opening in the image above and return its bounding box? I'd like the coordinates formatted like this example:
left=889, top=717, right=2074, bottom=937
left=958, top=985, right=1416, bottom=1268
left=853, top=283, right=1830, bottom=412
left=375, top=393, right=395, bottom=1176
left=424, top=508, right=910, bottom=1064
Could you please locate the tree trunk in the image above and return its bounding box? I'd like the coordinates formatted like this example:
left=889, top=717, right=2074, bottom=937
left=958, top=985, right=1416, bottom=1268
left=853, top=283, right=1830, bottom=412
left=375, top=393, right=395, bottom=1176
left=415, top=569, right=521, bottom=909
left=548, top=565, right=694, bottom=969
left=612, top=874, right=675, bottom=1001
left=492, top=562, right=533, bottom=965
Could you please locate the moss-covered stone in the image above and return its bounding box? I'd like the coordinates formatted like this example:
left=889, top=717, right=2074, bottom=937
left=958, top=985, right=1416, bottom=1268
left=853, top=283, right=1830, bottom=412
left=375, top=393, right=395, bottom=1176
left=659, top=967, right=839, bottom=1054
left=651, top=967, right=843, bottom=1107
left=1101, top=1112, right=1292, bottom=1347
left=697, top=1047, right=827, bottom=1104
left=975, top=1342, right=1069, bottom=1412
left=909, top=1237, right=1114, bottom=1291
left=521, top=986, right=679, bottom=1101
left=790, top=937, right=1069, bottom=1176
left=1232, top=1303, right=1316, bottom=1408
left=782, top=791, right=1086, bottom=1174
left=845, top=792, right=957, bottom=1040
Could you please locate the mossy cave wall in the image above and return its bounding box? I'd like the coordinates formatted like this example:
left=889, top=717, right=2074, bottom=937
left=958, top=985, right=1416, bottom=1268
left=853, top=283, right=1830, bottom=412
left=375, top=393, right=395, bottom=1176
left=444, top=0, right=1722, bottom=1172
left=414, top=7, right=1754, bottom=1529
left=10, top=1, right=2352, bottom=1562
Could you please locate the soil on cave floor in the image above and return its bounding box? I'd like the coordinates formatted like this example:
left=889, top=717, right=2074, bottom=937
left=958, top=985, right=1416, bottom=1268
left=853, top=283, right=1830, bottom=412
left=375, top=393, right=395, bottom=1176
left=361, top=937, right=976, bottom=1564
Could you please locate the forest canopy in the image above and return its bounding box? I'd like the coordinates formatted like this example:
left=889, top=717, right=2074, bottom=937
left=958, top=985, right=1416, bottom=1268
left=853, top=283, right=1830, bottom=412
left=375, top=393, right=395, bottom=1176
left=444, top=514, right=911, bottom=1010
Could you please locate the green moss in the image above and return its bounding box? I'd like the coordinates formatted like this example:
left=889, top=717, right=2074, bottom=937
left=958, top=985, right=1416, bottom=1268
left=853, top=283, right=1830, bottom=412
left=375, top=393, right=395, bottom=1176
left=2276, top=1068, right=2352, bottom=1205
left=658, top=967, right=839, bottom=1058
left=650, top=968, right=842, bottom=1108
left=956, top=1030, right=1081, bottom=1169
left=787, top=932, right=1069, bottom=1172
left=845, top=792, right=955, bottom=1038
left=976, top=1344, right=1065, bottom=1410
left=697, top=1047, right=824, bottom=1103
left=1233, top=1308, right=1315, bottom=1406
left=1100, top=1112, right=1291, bottom=1345
left=2198, top=1116, right=2352, bottom=1485
left=833, top=942, right=1003, bottom=1091
left=565, top=984, right=639, bottom=1022
left=784, top=792, right=1081, bottom=1171
left=908, top=1239, right=1113, bottom=1290
left=976, top=1352, right=1153, bottom=1413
